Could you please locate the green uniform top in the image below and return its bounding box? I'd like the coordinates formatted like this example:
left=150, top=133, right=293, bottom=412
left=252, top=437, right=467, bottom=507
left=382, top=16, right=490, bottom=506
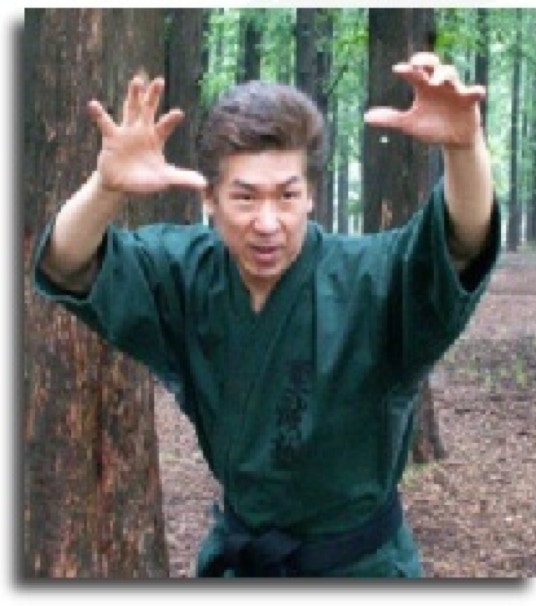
left=33, top=181, right=501, bottom=577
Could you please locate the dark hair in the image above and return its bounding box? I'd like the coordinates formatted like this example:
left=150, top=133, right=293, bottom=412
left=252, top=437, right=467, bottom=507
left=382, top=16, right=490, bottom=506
left=196, top=81, right=326, bottom=187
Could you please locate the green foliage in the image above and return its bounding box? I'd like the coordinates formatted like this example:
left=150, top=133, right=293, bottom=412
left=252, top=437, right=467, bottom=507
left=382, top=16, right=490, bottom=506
left=259, top=9, right=295, bottom=82
left=200, top=9, right=241, bottom=107
left=436, top=9, right=480, bottom=58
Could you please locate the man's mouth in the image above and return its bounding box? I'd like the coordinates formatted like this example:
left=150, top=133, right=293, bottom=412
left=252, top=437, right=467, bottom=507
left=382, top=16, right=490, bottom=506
left=250, top=244, right=280, bottom=265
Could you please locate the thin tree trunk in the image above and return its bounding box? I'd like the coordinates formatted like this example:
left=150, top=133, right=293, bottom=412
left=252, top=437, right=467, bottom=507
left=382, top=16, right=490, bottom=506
left=237, top=11, right=262, bottom=83
left=295, top=9, right=317, bottom=95
left=337, top=107, right=350, bottom=234
left=475, top=9, right=490, bottom=135
left=161, top=8, right=205, bottom=225
left=529, top=72, right=536, bottom=244
left=507, top=9, right=522, bottom=252
left=295, top=8, right=334, bottom=230
left=411, top=381, right=447, bottom=464
left=316, top=9, right=335, bottom=232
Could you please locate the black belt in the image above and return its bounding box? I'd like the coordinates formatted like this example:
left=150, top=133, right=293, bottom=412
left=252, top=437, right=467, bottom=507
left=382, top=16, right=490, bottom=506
left=200, top=490, right=403, bottom=577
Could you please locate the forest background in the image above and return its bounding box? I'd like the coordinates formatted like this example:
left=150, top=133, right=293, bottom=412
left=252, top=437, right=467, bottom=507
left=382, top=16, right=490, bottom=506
left=20, top=6, right=536, bottom=583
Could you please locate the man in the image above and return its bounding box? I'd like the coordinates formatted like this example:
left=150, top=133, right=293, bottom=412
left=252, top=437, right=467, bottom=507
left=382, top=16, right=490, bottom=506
left=32, top=52, right=500, bottom=577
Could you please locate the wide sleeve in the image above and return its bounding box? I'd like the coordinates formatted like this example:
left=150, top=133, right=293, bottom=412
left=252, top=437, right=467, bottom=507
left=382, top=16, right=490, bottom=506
left=382, top=179, right=501, bottom=383
left=31, top=219, right=194, bottom=395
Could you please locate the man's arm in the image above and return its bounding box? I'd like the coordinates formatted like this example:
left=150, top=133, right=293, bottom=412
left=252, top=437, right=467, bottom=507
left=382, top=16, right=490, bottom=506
left=442, top=130, right=493, bottom=272
left=41, top=171, right=126, bottom=293
left=39, top=75, right=206, bottom=293
left=364, top=52, right=494, bottom=272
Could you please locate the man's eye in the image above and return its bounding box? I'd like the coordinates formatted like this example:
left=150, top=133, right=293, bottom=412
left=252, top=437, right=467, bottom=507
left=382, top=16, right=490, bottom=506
left=230, top=195, right=253, bottom=206
left=232, top=193, right=254, bottom=202
left=281, top=191, right=301, bottom=203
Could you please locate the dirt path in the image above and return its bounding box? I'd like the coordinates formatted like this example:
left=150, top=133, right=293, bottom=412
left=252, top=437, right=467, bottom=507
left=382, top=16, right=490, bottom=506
left=155, top=250, right=536, bottom=578
left=403, top=251, right=536, bottom=578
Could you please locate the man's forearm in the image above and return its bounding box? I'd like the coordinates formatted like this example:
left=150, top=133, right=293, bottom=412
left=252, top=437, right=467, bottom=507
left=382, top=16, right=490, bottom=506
left=442, top=130, right=494, bottom=272
left=40, top=171, right=126, bottom=292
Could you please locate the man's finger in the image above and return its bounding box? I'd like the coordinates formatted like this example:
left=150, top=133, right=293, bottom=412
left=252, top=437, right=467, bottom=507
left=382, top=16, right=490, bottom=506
left=155, top=108, right=184, bottom=142
left=408, top=52, right=441, bottom=71
left=87, top=100, right=117, bottom=137
left=392, top=63, right=429, bottom=88
left=457, top=85, right=487, bottom=106
left=364, top=107, right=408, bottom=130
left=142, top=77, right=165, bottom=123
left=429, top=65, right=460, bottom=88
left=464, top=85, right=487, bottom=101
left=122, top=76, right=147, bottom=125
left=163, top=165, right=208, bottom=190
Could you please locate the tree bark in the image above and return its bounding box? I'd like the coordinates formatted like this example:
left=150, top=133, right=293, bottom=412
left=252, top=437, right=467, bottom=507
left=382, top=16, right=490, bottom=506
left=528, top=71, right=536, bottom=245
left=364, top=9, right=446, bottom=464
left=315, top=10, right=335, bottom=232
left=295, top=8, right=334, bottom=230
left=363, top=9, right=434, bottom=232
left=507, top=9, right=522, bottom=253
left=24, top=8, right=169, bottom=578
left=336, top=103, right=350, bottom=235
left=295, top=9, right=317, bottom=96
left=475, top=9, right=490, bottom=135
left=237, top=11, right=262, bottom=83
left=161, top=8, right=205, bottom=225
left=411, top=381, right=447, bottom=464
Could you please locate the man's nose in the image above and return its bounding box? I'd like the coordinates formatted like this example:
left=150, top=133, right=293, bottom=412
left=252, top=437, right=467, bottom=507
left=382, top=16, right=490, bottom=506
left=254, top=202, right=279, bottom=233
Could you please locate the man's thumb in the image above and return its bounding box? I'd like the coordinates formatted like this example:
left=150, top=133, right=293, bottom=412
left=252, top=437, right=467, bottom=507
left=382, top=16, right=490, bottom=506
left=364, top=107, right=406, bottom=129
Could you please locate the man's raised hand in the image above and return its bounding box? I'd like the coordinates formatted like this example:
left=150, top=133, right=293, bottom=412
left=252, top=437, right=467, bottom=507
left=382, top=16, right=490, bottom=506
left=364, top=52, right=486, bottom=149
left=87, top=75, right=207, bottom=195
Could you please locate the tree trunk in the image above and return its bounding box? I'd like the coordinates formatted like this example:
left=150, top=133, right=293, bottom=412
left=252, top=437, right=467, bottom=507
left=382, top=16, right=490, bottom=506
left=364, top=9, right=446, bottom=464
left=24, top=8, right=169, bottom=578
left=528, top=70, right=536, bottom=244
left=336, top=105, right=350, bottom=234
left=411, top=380, right=447, bottom=464
left=295, top=8, right=334, bottom=230
left=161, top=8, right=205, bottom=225
left=507, top=9, right=522, bottom=253
left=295, top=9, right=317, bottom=95
left=475, top=9, right=490, bottom=135
left=363, top=9, right=434, bottom=232
left=237, top=11, right=262, bottom=83
left=528, top=169, right=536, bottom=245
left=315, top=10, right=335, bottom=232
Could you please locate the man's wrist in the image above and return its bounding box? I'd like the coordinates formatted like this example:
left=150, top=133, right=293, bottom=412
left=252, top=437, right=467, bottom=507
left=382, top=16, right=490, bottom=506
left=91, top=170, right=127, bottom=205
left=442, top=126, right=486, bottom=154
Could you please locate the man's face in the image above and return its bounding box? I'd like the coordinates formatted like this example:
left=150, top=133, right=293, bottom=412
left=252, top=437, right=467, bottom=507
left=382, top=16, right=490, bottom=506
left=204, top=149, right=313, bottom=299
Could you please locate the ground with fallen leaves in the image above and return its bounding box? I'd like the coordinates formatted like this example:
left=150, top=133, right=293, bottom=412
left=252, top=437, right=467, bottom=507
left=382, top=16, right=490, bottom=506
left=155, top=250, right=536, bottom=578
